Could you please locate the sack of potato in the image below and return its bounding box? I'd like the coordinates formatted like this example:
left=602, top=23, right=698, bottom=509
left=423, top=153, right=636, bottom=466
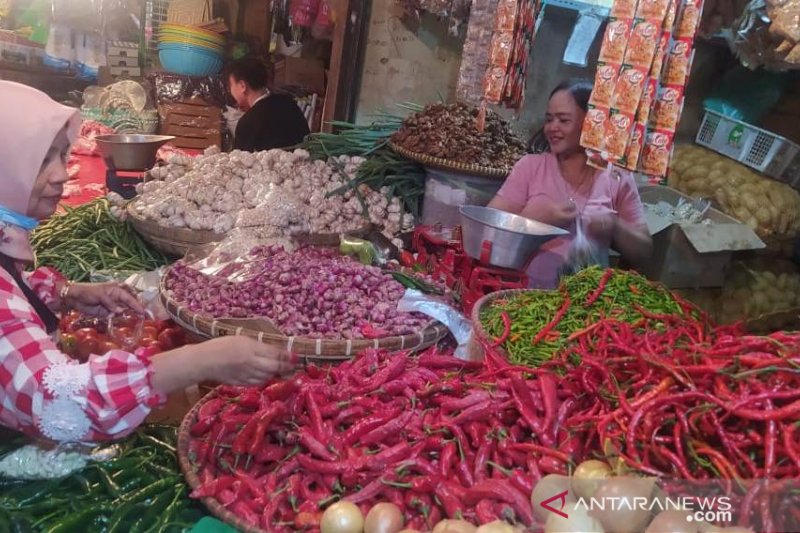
left=721, top=258, right=800, bottom=331
left=668, top=145, right=800, bottom=242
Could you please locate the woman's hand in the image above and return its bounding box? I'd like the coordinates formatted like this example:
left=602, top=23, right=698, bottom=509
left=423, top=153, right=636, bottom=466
left=65, top=282, right=144, bottom=317
left=586, top=213, right=618, bottom=241
left=202, top=337, right=295, bottom=386
left=149, top=337, right=296, bottom=394
left=548, top=201, right=579, bottom=229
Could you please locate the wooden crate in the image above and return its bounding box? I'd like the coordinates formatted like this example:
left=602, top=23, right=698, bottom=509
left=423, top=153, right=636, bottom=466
left=158, top=98, right=222, bottom=150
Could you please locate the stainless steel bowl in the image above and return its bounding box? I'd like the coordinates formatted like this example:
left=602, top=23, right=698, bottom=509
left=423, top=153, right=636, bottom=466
left=460, top=205, right=568, bottom=270
left=95, top=134, right=175, bottom=171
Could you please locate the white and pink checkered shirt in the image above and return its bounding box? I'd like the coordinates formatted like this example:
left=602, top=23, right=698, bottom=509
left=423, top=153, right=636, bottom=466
left=0, top=266, right=165, bottom=442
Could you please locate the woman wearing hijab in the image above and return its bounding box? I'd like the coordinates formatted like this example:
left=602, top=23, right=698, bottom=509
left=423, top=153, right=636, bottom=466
left=0, top=81, right=294, bottom=443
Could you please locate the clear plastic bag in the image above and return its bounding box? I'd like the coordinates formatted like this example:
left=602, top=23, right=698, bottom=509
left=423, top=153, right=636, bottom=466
left=561, top=217, right=604, bottom=276
left=397, top=289, right=473, bottom=360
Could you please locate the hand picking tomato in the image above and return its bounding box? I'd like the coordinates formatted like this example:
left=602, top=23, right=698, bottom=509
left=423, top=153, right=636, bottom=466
left=141, top=325, right=159, bottom=341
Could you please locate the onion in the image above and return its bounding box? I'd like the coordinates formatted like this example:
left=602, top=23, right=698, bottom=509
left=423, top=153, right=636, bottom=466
left=644, top=511, right=697, bottom=533
left=365, top=503, right=404, bottom=533
left=321, top=501, right=365, bottom=533
left=432, top=519, right=478, bottom=533
left=532, top=474, right=575, bottom=522
left=572, top=460, right=612, bottom=500
left=544, top=502, right=604, bottom=533
left=590, top=476, right=656, bottom=533
left=475, top=520, right=519, bottom=533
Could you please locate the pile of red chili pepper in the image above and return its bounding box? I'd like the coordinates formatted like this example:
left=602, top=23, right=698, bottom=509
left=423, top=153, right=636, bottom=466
left=185, top=347, right=576, bottom=532
left=521, top=309, right=800, bottom=533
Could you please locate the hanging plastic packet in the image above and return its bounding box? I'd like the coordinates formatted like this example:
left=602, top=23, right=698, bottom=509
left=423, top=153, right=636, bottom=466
left=563, top=10, right=605, bottom=67
left=561, top=216, right=604, bottom=277
left=397, top=289, right=473, bottom=360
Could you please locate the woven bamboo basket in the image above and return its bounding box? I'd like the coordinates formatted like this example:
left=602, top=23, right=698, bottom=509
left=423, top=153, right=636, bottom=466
left=127, top=202, right=225, bottom=258
left=389, top=141, right=511, bottom=179
left=178, top=388, right=266, bottom=533
left=295, top=223, right=373, bottom=247
left=160, top=272, right=448, bottom=363
left=467, top=288, right=545, bottom=361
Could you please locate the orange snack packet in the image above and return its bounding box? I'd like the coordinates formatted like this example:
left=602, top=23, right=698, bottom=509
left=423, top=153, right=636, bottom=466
left=636, top=0, right=671, bottom=20
left=640, top=129, right=674, bottom=176
left=599, top=18, right=633, bottom=64
left=636, top=77, right=658, bottom=124
left=590, top=63, right=620, bottom=107
left=612, top=66, right=648, bottom=114
left=581, top=106, right=610, bottom=151
left=675, top=0, right=702, bottom=38
left=662, top=38, right=692, bottom=86
left=612, top=0, right=638, bottom=18
left=624, top=122, right=646, bottom=170
left=651, top=84, right=685, bottom=131
left=604, top=110, right=635, bottom=159
left=625, top=19, right=662, bottom=68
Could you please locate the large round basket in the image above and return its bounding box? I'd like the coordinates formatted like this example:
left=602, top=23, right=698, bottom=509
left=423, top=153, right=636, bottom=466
left=295, top=223, right=373, bottom=247
left=177, top=388, right=266, bottom=533
left=389, top=141, right=510, bottom=179
left=467, top=288, right=543, bottom=361
left=160, top=273, right=448, bottom=363
left=127, top=201, right=225, bottom=257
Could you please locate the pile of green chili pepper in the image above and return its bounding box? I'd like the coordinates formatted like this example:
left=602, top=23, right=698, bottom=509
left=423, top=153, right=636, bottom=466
left=480, top=266, right=689, bottom=367
left=0, top=425, right=205, bottom=532
left=30, top=199, right=170, bottom=282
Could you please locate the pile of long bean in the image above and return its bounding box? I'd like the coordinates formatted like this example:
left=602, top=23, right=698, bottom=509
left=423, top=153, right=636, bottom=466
left=480, top=267, right=689, bottom=366
left=0, top=426, right=206, bottom=532
left=30, top=199, right=170, bottom=281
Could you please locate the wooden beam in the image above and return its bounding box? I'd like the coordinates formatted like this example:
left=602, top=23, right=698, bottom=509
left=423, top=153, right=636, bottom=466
left=322, top=0, right=350, bottom=132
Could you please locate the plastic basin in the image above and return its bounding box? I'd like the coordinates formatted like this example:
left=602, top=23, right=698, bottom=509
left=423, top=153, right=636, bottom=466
left=158, top=46, right=223, bottom=76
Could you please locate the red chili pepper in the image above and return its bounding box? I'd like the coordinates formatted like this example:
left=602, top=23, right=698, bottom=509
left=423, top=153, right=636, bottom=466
left=538, top=372, right=559, bottom=436
left=439, top=391, right=492, bottom=412
left=263, top=377, right=301, bottom=402
left=476, top=500, right=498, bottom=523
left=305, top=390, right=326, bottom=440
left=491, top=311, right=512, bottom=347
left=449, top=400, right=494, bottom=425
left=464, top=479, right=534, bottom=525
left=456, top=459, right=475, bottom=487
left=354, top=352, right=409, bottom=394
left=299, top=427, right=337, bottom=461
left=232, top=501, right=259, bottom=525
left=360, top=410, right=414, bottom=446
left=474, top=439, right=494, bottom=482
left=344, top=478, right=385, bottom=504
left=248, top=403, right=287, bottom=457
left=296, top=454, right=365, bottom=475
left=439, top=441, right=457, bottom=478
left=418, top=352, right=482, bottom=370
left=435, top=481, right=466, bottom=518
left=532, top=293, right=570, bottom=345
left=342, top=408, right=401, bottom=446
left=585, top=268, right=614, bottom=305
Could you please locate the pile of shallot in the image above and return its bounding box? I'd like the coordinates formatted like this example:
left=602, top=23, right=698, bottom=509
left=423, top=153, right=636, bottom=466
left=164, top=245, right=431, bottom=339
left=133, top=148, right=412, bottom=245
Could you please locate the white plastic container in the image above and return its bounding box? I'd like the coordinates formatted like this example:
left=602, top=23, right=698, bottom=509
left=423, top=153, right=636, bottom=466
left=421, top=168, right=504, bottom=228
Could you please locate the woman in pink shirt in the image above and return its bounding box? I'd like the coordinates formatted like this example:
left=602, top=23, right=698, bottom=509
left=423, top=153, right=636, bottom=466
left=488, top=80, right=652, bottom=289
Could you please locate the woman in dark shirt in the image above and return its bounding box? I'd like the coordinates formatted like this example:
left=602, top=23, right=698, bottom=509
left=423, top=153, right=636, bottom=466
left=227, top=57, right=311, bottom=152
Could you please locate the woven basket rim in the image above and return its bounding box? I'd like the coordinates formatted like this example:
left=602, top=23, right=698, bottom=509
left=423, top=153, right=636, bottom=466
left=127, top=200, right=226, bottom=242
left=470, top=288, right=548, bottom=356
left=159, top=265, right=448, bottom=360
left=178, top=388, right=266, bottom=533
left=389, top=141, right=511, bottom=179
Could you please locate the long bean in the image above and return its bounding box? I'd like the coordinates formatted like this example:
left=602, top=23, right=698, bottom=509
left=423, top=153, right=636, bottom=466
left=30, top=199, right=170, bottom=281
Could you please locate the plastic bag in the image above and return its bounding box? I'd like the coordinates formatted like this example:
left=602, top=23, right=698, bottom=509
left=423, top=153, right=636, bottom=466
left=340, top=236, right=386, bottom=266
left=0, top=442, right=118, bottom=480
left=703, top=66, right=788, bottom=123
left=561, top=217, right=604, bottom=277
left=397, top=289, right=473, bottom=360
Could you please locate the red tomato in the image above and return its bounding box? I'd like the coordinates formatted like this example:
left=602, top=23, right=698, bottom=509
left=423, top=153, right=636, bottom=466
left=141, top=325, right=159, bottom=340
left=98, top=340, right=121, bottom=354
left=157, top=328, right=185, bottom=350
left=152, top=320, right=173, bottom=333
left=60, top=333, right=77, bottom=355
left=136, top=340, right=162, bottom=357
left=74, top=328, right=99, bottom=342
left=76, top=337, right=99, bottom=360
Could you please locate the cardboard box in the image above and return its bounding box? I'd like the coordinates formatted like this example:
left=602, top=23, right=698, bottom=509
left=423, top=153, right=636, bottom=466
left=638, top=185, right=765, bottom=288
left=274, top=57, right=326, bottom=95
left=159, top=98, right=223, bottom=150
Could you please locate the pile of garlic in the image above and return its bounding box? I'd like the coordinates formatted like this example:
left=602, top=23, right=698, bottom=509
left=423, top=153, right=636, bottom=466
left=669, top=145, right=800, bottom=242
left=134, top=148, right=414, bottom=244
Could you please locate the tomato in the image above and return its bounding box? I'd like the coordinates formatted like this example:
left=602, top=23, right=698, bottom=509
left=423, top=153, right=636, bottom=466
left=136, top=342, right=162, bottom=358
left=60, top=333, right=77, bottom=356
left=157, top=328, right=185, bottom=350
left=152, top=320, right=173, bottom=333
left=74, top=328, right=99, bottom=342
left=98, top=340, right=121, bottom=354
left=76, top=337, right=99, bottom=360
left=141, top=325, right=159, bottom=339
